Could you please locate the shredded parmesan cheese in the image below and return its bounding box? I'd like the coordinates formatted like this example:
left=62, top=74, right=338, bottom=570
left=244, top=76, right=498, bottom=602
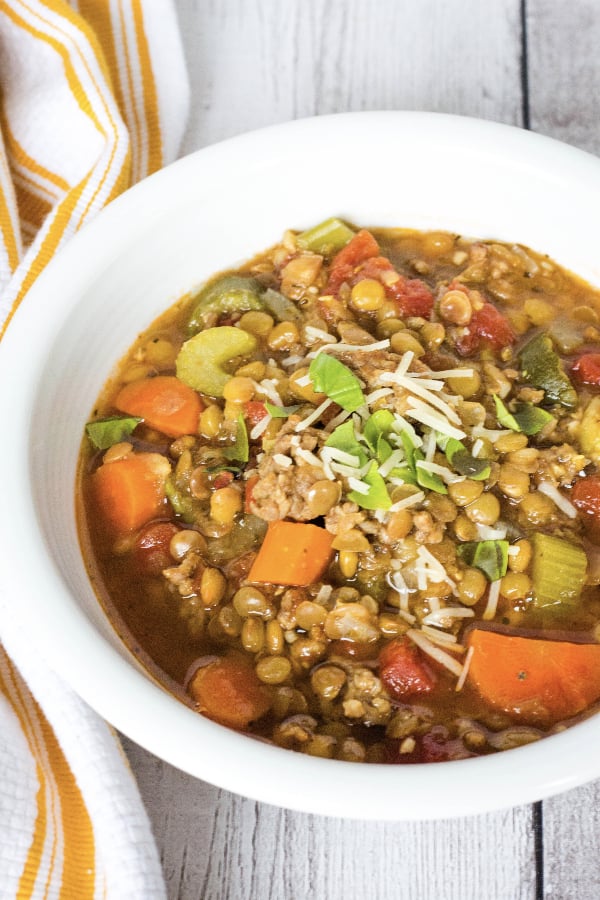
left=273, top=453, right=293, bottom=468
left=476, top=523, right=507, bottom=541
left=483, top=579, right=501, bottom=621
left=416, top=459, right=466, bottom=484
left=537, top=481, right=578, bottom=519
left=423, top=607, right=475, bottom=627
left=347, top=477, right=369, bottom=495
left=389, top=492, right=426, bottom=511
left=406, top=399, right=466, bottom=440
left=258, top=378, right=283, bottom=406
left=250, top=415, right=271, bottom=440
left=455, top=646, right=475, bottom=692
left=407, top=629, right=464, bottom=677
left=294, top=398, right=332, bottom=431
left=304, top=325, right=337, bottom=344
left=294, top=447, right=323, bottom=468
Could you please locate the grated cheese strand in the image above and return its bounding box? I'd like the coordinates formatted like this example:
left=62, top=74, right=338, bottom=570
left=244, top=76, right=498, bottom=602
left=455, top=646, right=475, bottom=692
left=537, top=481, right=578, bottom=519
left=407, top=629, right=464, bottom=677
left=483, top=579, right=501, bottom=621
left=295, top=398, right=333, bottom=431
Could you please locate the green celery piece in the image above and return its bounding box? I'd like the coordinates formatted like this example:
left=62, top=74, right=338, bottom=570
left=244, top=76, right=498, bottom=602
left=520, top=333, right=577, bottom=408
left=187, top=275, right=263, bottom=333
left=308, top=353, right=365, bottom=412
left=364, top=409, right=395, bottom=455
left=324, top=420, right=368, bottom=466
left=444, top=436, right=491, bottom=481
left=176, top=326, right=257, bottom=397
left=223, top=414, right=249, bottom=464
left=262, top=288, right=303, bottom=323
left=531, top=533, right=587, bottom=608
left=296, top=217, right=355, bottom=255
left=414, top=449, right=447, bottom=494
left=165, top=478, right=197, bottom=523
left=265, top=401, right=301, bottom=418
left=457, top=540, right=509, bottom=582
left=85, top=415, right=141, bottom=450
left=347, top=461, right=392, bottom=510
left=493, top=394, right=554, bottom=436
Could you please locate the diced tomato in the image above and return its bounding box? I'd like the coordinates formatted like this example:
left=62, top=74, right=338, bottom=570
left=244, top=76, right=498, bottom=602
left=572, top=353, right=600, bottom=386
left=326, top=230, right=380, bottom=293
left=387, top=277, right=434, bottom=318
left=571, top=475, right=600, bottom=542
left=132, top=521, right=179, bottom=576
left=456, top=302, right=516, bottom=356
left=385, top=727, right=472, bottom=764
left=244, top=400, right=268, bottom=426
left=378, top=637, right=437, bottom=699
left=244, top=474, right=260, bottom=512
left=213, top=470, right=234, bottom=490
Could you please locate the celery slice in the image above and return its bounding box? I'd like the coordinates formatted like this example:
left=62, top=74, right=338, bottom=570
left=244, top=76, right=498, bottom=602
left=176, top=326, right=257, bottom=397
left=187, top=275, right=264, bottom=333
left=296, top=217, right=355, bottom=255
left=531, top=533, right=587, bottom=608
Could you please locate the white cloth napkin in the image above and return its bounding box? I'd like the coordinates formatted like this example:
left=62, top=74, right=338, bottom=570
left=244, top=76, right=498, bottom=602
left=0, top=2, right=189, bottom=896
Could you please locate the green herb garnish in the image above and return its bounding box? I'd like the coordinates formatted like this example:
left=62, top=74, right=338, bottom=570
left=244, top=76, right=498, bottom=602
left=223, top=414, right=249, bottom=464
left=85, top=415, right=142, bottom=450
left=493, top=394, right=555, bottom=435
left=265, top=401, right=301, bottom=418
left=347, top=461, right=392, bottom=510
left=325, top=421, right=368, bottom=465
left=443, top=436, right=491, bottom=480
left=457, top=540, right=509, bottom=582
left=308, top=353, right=366, bottom=412
left=519, top=333, right=577, bottom=408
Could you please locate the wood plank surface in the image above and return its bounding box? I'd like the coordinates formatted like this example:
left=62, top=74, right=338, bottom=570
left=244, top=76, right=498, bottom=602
left=122, top=737, right=537, bottom=900
left=122, top=1, right=600, bottom=897
left=526, top=2, right=600, bottom=897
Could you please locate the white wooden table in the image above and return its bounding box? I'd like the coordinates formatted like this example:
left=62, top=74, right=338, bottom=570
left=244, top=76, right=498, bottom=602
left=122, top=2, right=600, bottom=896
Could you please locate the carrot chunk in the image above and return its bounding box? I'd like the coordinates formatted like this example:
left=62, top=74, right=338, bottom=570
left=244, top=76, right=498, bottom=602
left=92, top=452, right=170, bottom=536
left=248, top=520, right=334, bottom=586
left=467, top=629, right=600, bottom=725
left=115, top=375, right=203, bottom=437
left=188, top=656, right=271, bottom=729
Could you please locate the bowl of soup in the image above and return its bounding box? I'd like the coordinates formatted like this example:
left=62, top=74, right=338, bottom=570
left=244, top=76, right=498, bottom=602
left=3, top=111, right=600, bottom=819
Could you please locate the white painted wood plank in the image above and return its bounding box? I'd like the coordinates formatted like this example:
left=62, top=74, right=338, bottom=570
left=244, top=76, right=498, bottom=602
left=122, top=736, right=537, bottom=900
left=123, top=2, right=539, bottom=898
left=542, top=782, right=600, bottom=900
left=527, top=0, right=600, bottom=154
left=527, top=3, right=600, bottom=896
left=174, top=0, right=524, bottom=153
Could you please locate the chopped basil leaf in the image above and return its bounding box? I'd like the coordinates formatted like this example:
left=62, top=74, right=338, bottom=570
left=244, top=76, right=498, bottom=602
left=519, top=332, right=577, bottom=408
left=444, top=437, right=491, bottom=481
left=223, top=414, right=249, bottom=463
left=363, top=409, right=395, bottom=455
left=414, top=449, right=447, bottom=494
left=308, top=354, right=365, bottom=412
left=85, top=415, right=142, bottom=450
left=493, top=394, right=555, bottom=435
left=325, top=420, right=368, bottom=465
left=457, top=540, right=509, bottom=582
left=265, top=401, right=301, bottom=418
left=347, top=461, right=392, bottom=510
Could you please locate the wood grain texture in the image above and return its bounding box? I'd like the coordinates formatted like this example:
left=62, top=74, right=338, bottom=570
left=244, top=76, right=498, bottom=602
left=122, top=737, right=537, bottom=900
left=527, top=0, right=600, bottom=154
left=527, top=1, right=600, bottom=897
left=174, top=0, right=524, bottom=153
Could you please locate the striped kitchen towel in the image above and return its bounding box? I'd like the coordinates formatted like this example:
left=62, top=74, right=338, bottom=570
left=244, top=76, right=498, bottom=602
left=0, top=1, right=189, bottom=897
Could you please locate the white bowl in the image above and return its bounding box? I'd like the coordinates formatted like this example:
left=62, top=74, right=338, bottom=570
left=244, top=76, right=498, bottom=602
left=2, top=111, right=600, bottom=821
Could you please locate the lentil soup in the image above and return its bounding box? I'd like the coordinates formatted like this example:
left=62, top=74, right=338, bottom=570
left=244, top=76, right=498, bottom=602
left=79, top=219, right=600, bottom=764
